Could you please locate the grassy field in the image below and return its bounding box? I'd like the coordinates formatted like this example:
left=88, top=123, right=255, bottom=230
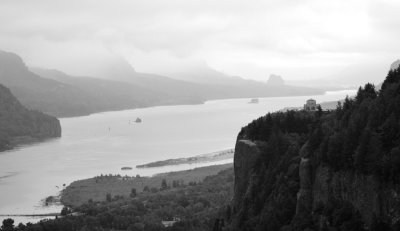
left=61, top=163, right=232, bottom=207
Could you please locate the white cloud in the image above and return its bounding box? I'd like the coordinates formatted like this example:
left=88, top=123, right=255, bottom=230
left=0, top=0, right=399, bottom=83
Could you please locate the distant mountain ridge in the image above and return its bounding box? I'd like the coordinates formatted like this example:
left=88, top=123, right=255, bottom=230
left=96, top=57, right=325, bottom=100
left=0, top=84, right=60, bottom=151
left=0, top=50, right=103, bottom=117
left=266, top=74, right=285, bottom=86
left=167, top=64, right=261, bottom=86
left=0, top=50, right=325, bottom=117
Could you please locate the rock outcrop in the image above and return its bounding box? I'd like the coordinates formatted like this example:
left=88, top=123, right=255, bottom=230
left=230, top=140, right=400, bottom=230
left=267, top=74, right=285, bottom=86
left=232, top=140, right=263, bottom=213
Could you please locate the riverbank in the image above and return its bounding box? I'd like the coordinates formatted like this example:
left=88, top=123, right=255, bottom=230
left=0, top=90, right=356, bottom=224
left=61, top=163, right=232, bottom=207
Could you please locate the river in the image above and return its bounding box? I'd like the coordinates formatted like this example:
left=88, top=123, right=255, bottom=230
left=0, top=90, right=355, bottom=224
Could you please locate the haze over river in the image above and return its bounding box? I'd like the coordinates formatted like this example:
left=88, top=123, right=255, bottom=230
left=0, top=90, right=355, bottom=223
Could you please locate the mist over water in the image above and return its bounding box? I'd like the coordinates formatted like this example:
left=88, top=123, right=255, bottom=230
left=0, top=90, right=355, bottom=224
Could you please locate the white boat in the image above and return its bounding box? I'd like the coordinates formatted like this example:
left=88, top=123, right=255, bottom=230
left=249, top=98, right=259, bottom=104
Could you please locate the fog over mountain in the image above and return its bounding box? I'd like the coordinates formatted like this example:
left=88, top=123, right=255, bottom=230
left=1, top=1, right=400, bottom=230
left=266, top=74, right=285, bottom=86
left=0, top=0, right=399, bottom=88
left=0, top=49, right=324, bottom=117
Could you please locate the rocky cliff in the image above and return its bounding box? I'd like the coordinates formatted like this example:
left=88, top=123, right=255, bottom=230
left=267, top=74, right=285, bottom=86
left=228, top=65, right=400, bottom=230
left=0, top=84, right=61, bottom=151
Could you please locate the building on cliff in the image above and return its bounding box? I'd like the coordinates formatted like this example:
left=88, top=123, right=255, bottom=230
left=304, top=98, right=319, bottom=111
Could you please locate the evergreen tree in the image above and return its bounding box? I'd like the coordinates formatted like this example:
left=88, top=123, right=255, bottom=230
left=161, top=179, right=168, bottom=190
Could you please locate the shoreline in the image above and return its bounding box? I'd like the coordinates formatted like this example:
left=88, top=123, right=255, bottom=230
left=0, top=213, right=59, bottom=217
left=57, top=90, right=332, bottom=119
left=0, top=136, right=60, bottom=154
left=136, top=148, right=234, bottom=168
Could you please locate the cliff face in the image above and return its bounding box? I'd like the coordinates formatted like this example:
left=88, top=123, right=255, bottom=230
left=310, top=165, right=400, bottom=228
left=231, top=136, right=301, bottom=230
left=229, top=65, right=400, bottom=230
left=0, top=84, right=61, bottom=151
left=232, top=140, right=263, bottom=213
left=231, top=141, right=400, bottom=231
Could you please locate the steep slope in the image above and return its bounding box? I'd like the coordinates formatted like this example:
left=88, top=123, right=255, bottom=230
left=228, top=65, right=400, bottom=230
left=86, top=56, right=211, bottom=102
left=0, top=84, right=61, bottom=151
left=0, top=50, right=103, bottom=117
left=0, top=50, right=325, bottom=118
left=0, top=50, right=191, bottom=117
left=30, top=68, right=168, bottom=110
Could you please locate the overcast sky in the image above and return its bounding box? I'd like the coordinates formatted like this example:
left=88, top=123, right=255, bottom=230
left=0, top=0, right=399, bottom=84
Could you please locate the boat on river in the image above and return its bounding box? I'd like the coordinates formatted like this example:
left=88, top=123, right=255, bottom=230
left=248, top=98, right=259, bottom=104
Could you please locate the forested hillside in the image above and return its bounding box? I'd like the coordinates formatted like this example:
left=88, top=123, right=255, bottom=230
left=228, top=65, right=400, bottom=230
left=0, top=168, right=233, bottom=231
left=0, top=84, right=61, bottom=151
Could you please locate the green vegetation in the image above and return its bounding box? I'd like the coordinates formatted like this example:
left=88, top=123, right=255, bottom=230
left=1, top=167, right=233, bottom=231
left=61, top=164, right=232, bottom=207
left=239, top=66, right=400, bottom=182
left=3, top=58, right=399, bottom=230
left=228, top=66, right=400, bottom=230
left=0, top=84, right=61, bottom=151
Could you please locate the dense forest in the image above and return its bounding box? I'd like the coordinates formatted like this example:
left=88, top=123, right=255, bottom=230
left=239, top=65, right=400, bottom=183
left=2, top=66, right=400, bottom=230
left=228, top=66, right=400, bottom=230
left=0, top=84, right=61, bottom=151
left=0, top=168, right=233, bottom=231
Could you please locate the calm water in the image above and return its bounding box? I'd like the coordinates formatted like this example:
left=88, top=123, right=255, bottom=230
left=0, top=90, right=355, bottom=223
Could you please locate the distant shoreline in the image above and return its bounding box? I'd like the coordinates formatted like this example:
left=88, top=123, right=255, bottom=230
left=57, top=90, right=330, bottom=119
left=0, top=136, right=60, bottom=153
left=0, top=213, right=59, bottom=217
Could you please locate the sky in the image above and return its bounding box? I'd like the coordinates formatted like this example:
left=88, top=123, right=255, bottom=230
left=0, top=0, right=399, bottom=85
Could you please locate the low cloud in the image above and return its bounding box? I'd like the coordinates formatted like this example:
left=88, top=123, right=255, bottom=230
left=0, top=0, right=399, bottom=83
